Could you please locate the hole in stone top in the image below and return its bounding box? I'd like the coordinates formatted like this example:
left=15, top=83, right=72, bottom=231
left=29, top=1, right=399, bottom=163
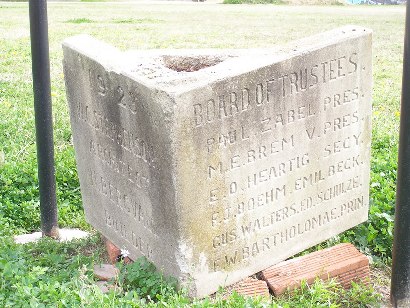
left=162, top=55, right=225, bottom=72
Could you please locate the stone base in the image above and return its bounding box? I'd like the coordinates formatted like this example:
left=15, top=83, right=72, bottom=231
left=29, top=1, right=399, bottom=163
left=260, top=243, right=370, bottom=296
left=14, top=228, right=89, bottom=244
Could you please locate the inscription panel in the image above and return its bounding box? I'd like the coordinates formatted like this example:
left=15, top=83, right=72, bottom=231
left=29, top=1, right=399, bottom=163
left=63, top=46, right=179, bottom=277
left=174, top=30, right=371, bottom=293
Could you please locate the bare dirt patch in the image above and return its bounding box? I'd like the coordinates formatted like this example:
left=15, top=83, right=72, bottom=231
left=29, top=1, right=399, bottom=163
left=370, top=265, right=392, bottom=307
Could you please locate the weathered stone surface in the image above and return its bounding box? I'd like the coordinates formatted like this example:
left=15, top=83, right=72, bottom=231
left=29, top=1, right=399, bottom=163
left=261, top=243, right=370, bottom=295
left=63, top=25, right=372, bottom=297
left=94, top=264, right=119, bottom=281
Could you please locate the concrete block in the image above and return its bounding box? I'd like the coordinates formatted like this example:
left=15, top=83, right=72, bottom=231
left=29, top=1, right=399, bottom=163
left=63, top=26, right=372, bottom=297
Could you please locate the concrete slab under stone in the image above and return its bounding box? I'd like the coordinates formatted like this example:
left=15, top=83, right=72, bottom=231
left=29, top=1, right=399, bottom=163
left=94, top=264, right=119, bottom=281
left=63, top=25, right=372, bottom=297
left=14, top=228, right=89, bottom=244
left=260, top=243, right=370, bottom=295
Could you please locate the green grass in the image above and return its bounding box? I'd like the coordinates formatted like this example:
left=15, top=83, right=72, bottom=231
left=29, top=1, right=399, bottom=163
left=111, top=18, right=163, bottom=24
left=65, top=18, right=95, bottom=24
left=223, top=0, right=285, bottom=4
left=0, top=1, right=404, bottom=305
left=0, top=234, right=381, bottom=307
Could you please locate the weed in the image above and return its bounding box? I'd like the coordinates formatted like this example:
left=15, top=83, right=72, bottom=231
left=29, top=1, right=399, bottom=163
left=119, top=257, right=178, bottom=301
left=277, top=279, right=381, bottom=308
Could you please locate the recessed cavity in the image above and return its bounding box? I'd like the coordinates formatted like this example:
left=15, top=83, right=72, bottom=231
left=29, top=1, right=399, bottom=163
left=162, top=55, right=225, bottom=72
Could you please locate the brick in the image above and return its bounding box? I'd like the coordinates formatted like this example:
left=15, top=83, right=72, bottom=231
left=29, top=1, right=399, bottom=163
left=94, top=264, right=119, bottom=281
left=232, top=277, right=270, bottom=298
left=261, top=243, right=369, bottom=295
left=337, top=266, right=370, bottom=288
left=103, top=237, right=121, bottom=264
